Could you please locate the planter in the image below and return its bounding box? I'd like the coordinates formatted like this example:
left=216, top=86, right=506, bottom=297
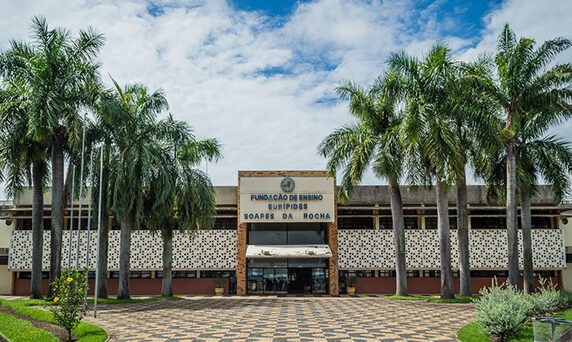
left=347, top=286, right=355, bottom=295
left=215, top=287, right=224, bottom=296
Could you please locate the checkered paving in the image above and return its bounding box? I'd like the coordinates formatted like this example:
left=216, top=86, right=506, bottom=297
left=85, top=296, right=476, bottom=341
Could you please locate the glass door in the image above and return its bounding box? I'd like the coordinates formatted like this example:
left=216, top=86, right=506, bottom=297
left=263, top=268, right=288, bottom=294
left=311, top=267, right=328, bottom=294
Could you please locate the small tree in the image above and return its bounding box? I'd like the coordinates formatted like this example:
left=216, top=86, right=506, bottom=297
left=48, top=267, right=88, bottom=341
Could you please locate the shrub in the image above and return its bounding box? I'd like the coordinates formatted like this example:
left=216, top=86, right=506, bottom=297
left=214, top=276, right=226, bottom=288
left=48, top=267, right=88, bottom=341
left=559, top=288, right=572, bottom=308
left=473, top=278, right=531, bottom=342
left=345, top=276, right=358, bottom=286
left=536, top=277, right=569, bottom=310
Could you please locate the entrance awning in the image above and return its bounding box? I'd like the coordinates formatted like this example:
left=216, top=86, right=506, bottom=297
left=246, top=245, right=332, bottom=258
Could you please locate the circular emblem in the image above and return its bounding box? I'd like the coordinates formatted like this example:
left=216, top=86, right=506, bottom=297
left=280, top=177, right=295, bottom=192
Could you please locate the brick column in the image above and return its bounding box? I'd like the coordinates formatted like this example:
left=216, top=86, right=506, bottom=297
left=328, top=180, right=339, bottom=295
left=237, top=172, right=247, bottom=295
left=237, top=223, right=247, bottom=295
left=328, top=222, right=339, bottom=295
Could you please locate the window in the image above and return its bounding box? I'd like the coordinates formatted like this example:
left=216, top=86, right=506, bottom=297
left=470, top=270, right=508, bottom=277
left=248, top=223, right=327, bottom=245
left=404, top=217, right=418, bottom=229
left=533, top=271, right=556, bottom=278
left=531, top=217, right=551, bottom=229
left=471, top=217, right=506, bottom=229
left=214, top=218, right=237, bottom=230
left=18, top=272, right=49, bottom=279
left=201, top=271, right=234, bottom=278
left=338, top=217, right=373, bottom=229
left=379, top=217, right=392, bottom=229
left=423, top=270, right=440, bottom=278
left=172, top=271, right=196, bottom=278
left=449, top=217, right=457, bottom=229
left=379, top=270, right=396, bottom=278
left=426, top=217, right=437, bottom=229
left=425, top=217, right=456, bottom=229
left=356, top=270, right=374, bottom=278
left=19, top=272, right=31, bottom=279
left=0, top=255, right=8, bottom=265
left=109, top=271, right=150, bottom=279
left=406, top=270, right=419, bottom=278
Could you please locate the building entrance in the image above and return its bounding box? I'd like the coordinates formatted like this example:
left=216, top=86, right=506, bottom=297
left=289, top=268, right=311, bottom=293
left=247, top=259, right=328, bottom=295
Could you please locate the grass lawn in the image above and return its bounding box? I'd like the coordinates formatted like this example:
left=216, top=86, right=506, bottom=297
left=384, top=295, right=477, bottom=303
left=0, top=298, right=107, bottom=342
left=0, top=311, right=58, bottom=342
left=457, top=307, right=572, bottom=341
left=0, top=296, right=181, bottom=342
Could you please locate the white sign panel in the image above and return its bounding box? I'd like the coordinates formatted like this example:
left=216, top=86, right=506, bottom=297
left=240, top=176, right=335, bottom=223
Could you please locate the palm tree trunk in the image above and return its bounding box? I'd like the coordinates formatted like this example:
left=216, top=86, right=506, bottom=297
left=49, top=140, right=64, bottom=297
left=389, top=177, right=408, bottom=296
left=117, top=217, right=131, bottom=299
left=506, top=138, right=520, bottom=288
left=96, top=147, right=110, bottom=298
left=520, top=186, right=534, bottom=294
left=31, top=161, right=44, bottom=299
left=161, top=234, right=173, bottom=297
left=456, top=169, right=471, bottom=296
left=436, top=172, right=455, bottom=299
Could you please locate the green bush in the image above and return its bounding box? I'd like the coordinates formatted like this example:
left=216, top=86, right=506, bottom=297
left=48, top=267, right=88, bottom=341
left=345, top=276, right=358, bottom=286
left=214, top=276, right=226, bottom=287
left=526, top=277, right=571, bottom=316
left=473, top=278, right=531, bottom=342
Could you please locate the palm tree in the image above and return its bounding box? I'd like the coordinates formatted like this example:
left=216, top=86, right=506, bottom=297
left=1, top=16, right=105, bottom=295
left=466, top=24, right=572, bottom=288
left=518, top=138, right=572, bottom=293
left=318, top=74, right=408, bottom=296
left=106, top=80, right=170, bottom=299
left=145, top=119, right=221, bottom=297
left=478, top=119, right=572, bottom=294
left=0, top=79, right=49, bottom=299
left=85, top=88, right=118, bottom=299
left=451, top=59, right=504, bottom=296
left=388, top=41, right=463, bottom=299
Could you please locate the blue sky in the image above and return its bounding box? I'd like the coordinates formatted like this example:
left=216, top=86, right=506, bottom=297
left=1, top=0, right=571, bottom=198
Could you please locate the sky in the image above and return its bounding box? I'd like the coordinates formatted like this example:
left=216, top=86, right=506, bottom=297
left=1, top=0, right=572, bottom=199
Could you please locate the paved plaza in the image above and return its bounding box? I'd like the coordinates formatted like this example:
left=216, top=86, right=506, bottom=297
left=84, top=295, right=476, bottom=341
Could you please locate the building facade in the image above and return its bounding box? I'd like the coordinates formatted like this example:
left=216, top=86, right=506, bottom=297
left=2, top=171, right=572, bottom=296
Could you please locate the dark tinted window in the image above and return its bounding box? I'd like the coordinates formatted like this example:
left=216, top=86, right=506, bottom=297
left=338, top=217, right=373, bottom=229
left=214, top=218, right=237, bottom=230
left=471, top=217, right=506, bottom=229
left=248, top=223, right=326, bottom=245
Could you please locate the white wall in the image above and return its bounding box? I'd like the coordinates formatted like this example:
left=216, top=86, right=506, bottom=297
left=560, top=212, right=572, bottom=290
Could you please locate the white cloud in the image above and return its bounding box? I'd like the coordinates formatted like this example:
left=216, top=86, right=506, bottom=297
left=0, top=0, right=571, bottom=201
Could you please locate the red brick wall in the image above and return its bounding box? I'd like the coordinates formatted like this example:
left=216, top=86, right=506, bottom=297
left=354, top=276, right=562, bottom=295
left=13, top=278, right=229, bottom=296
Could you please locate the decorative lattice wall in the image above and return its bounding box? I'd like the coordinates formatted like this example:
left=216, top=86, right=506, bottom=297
left=9, top=229, right=565, bottom=271
left=9, top=230, right=237, bottom=271
left=338, top=229, right=565, bottom=270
